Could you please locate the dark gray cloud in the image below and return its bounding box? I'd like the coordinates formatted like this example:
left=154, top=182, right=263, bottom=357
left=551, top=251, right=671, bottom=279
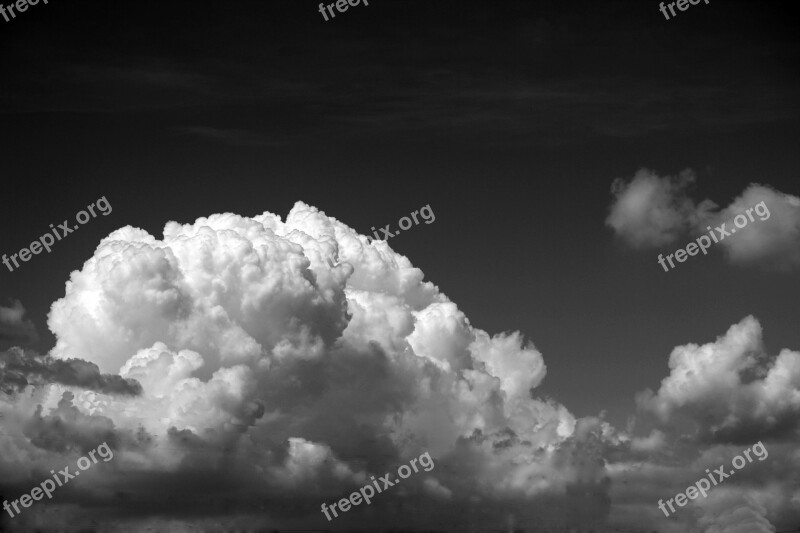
left=23, top=391, right=118, bottom=454
left=0, top=347, right=142, bottom=396
left=0, top=300, right=39, bottom=349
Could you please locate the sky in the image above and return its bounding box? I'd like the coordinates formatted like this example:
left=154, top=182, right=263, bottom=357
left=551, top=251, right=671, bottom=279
left=1, top=0, right=799, bottom=531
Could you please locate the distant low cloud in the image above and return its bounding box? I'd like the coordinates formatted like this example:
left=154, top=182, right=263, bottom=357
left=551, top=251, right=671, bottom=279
left=0, top=347, right=142, bottom=396
left=696, top=491, right=777, bottom=533
left=24, top=391, right=119, bottom=454
left=605, top=168, right=715, bottom=249
left=607, top=169, right=800, bottom=269
left=0, top=300, right=39, bottom=349
left=712, top=184, right=800, bottom=269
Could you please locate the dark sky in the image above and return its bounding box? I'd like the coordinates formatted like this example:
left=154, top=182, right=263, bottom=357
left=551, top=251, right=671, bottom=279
left=1, top=1, right=799, bottom=531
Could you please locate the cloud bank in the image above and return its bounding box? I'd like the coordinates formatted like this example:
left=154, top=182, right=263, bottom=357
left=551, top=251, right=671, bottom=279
left=1, top=202, right=798, bottom=531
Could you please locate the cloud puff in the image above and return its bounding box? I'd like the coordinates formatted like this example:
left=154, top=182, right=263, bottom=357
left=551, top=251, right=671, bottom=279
left=606, top=168, right=715, bottom=249
left=606, top=169, right=800, bottom=269
left=712, top=184, right=800, bottom=269
left=696, top=489, right=777, bottom=533
left=636, top=316, right=800, bottom=443
left=0, top=202, right=608, bottom=531
left=0, top=300, right=39, bottom=349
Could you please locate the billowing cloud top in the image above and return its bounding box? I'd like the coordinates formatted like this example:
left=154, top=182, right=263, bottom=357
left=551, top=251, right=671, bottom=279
left=637, top=316, right=800, bottom=443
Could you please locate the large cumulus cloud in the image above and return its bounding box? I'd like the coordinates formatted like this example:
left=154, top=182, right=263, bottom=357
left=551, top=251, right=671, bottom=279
left=1, top=202, right=608, bottom=531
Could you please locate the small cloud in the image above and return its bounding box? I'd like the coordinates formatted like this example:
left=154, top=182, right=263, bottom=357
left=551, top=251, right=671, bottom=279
left=605, top=168, right=715, bottom=249
left=629, top=429, right=666, bottom=453
left=606, top=169, right=800, bottom=270
left=711, top=184, right=800, bottom=269
left=0, top=299, right=39, bottom=349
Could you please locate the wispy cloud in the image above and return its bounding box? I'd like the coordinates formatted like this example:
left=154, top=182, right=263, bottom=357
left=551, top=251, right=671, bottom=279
left=174, top=126, right=285, bottom=147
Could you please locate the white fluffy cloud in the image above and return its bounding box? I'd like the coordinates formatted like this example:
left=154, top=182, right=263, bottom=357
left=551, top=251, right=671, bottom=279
left=637, top=316, right=800, bottom=442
